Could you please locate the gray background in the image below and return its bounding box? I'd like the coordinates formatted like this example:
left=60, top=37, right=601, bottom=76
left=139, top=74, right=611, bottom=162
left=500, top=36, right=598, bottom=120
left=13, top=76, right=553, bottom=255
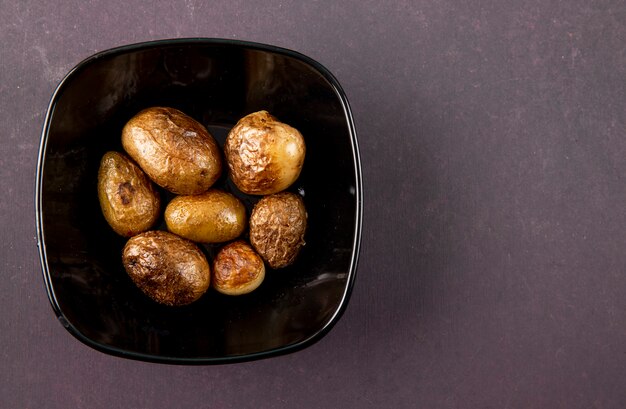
left=2, top=0, right=626, bottom=407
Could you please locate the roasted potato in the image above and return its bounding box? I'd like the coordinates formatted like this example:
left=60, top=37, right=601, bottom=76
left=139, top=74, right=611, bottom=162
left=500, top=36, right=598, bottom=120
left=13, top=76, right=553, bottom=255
left=165, top=189, right=246, bottom=243
left=122, top=231, right=210, bottom=306
left=249, top=192, right=307, bottom=268
left=224, top=111, right=305, bottom=195
left=122, top=107, right=222, bottom=195
left=97, top=151, right=160, bottom=237
left=213, top=241, right=265, bottom=295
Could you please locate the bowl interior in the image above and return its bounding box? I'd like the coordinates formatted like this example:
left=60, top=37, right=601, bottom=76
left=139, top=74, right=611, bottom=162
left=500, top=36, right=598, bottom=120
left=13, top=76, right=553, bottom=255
left=38, top=40, right=360, bottom=362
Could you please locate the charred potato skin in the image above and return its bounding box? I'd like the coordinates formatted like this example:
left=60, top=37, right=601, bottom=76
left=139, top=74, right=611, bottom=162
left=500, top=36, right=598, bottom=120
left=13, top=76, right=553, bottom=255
left=121, top=107, right=222, bottom=195
left=224, top=110, right=305, bottom=195
left=164, top=189, right=247, bottom=243
left=122, top=231, right=211, bottom=306
left=97, top=151, right=160, bottom=237
left=213, top=241, right=265, bottom=295
left=249, top=192, right=307, bottom=269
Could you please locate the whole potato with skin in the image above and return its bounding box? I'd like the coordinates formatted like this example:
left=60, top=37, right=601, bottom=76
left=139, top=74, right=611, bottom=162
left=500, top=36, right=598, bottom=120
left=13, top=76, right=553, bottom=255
left=122, top=231, right=210, bottom=306
left=249, top=192, right=307, bottom=269
left=122, top=107, right=222, bottom=195
left=224, top=110, right=305, bottom=195
left=165, top=189, right=246, bottom=243
left=97, top=151, right=160, bottom=237
left=213, top=241, right=265, bottom=295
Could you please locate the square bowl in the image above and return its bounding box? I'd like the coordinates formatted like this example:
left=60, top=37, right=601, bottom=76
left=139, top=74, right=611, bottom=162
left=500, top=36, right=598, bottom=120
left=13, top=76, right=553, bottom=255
left=36, top=39, right=362, bottom=364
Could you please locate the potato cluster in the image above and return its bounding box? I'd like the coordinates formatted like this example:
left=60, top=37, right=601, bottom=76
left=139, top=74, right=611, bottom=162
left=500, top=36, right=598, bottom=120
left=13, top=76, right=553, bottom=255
left=97, top=107, right=307, bottom=306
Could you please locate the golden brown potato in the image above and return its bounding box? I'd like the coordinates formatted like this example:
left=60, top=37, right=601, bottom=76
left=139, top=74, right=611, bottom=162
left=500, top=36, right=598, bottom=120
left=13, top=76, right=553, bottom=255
left=249, top=192, right=307, bottom=268
left=122, top=107, right=222, bottom=195
left=122, top=231, right=210, bottom=306
left=165, top=189, right=246, bottom=243
left=213, top=241, right=265, bottom=295
left=97, top=151, right=160, bottom=237
left=224, top=110, right=305, bottom=195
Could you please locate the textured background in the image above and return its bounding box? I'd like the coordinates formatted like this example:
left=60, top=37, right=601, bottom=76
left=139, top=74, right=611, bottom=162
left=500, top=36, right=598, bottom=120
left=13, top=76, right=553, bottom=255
left=3, top=1, right=626, bottom=408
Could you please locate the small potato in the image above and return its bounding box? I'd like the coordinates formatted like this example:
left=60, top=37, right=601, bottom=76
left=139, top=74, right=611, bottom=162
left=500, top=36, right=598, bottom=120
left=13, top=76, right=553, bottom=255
left=249, top=192, right=307, bottom=269
left=165, top=189, right=246, bottom=243
left=98, top=151, right=160, bottom=237
left=213, top=241, right=265, bottom=295
left=122, top=231, right=210, bottom=306
left=224, top=110, right=305, bottom=195
left=122, top=107, right=222, bottom=195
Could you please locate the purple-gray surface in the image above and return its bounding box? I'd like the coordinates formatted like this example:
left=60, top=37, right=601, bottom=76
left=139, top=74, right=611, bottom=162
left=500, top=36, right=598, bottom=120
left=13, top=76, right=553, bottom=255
left=2, top=1, right=626, bottom=408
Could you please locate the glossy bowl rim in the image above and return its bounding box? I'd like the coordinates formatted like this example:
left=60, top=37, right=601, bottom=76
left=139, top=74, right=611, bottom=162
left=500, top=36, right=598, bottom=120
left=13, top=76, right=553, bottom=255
left=35, top=37, right=363, bottom=364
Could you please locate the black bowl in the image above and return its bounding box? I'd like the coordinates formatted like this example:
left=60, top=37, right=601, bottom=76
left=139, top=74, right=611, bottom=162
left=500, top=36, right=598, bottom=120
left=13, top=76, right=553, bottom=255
left=36, top=39, right=362, bottom=364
